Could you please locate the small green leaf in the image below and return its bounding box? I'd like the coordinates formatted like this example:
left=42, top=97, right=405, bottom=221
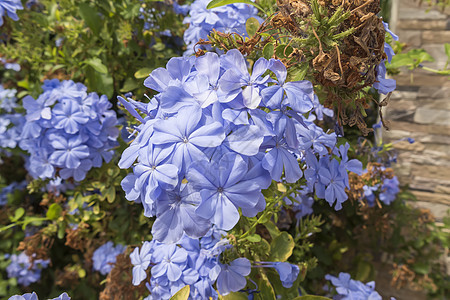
left=120, top=78, right=140, bottom=92
left=269, top=232, right=295, bottom=261
left=207, top=0, right=265, bottom=12
left=47, top=203, right=63, bottom=220
left=170, top=285, right=190, bottom=300
left=11, top=208, right=25, bottom=222
left=105, top=187, right=116, bottom=203
left=263, top=43, right=274, bottom=60
left=85, top=58, right=108, bottom=74
left=134, top=67, right=153, bottom=79
left=246, top=234, right=261, bottom=242
left=246, top=17, right=259, bottom=37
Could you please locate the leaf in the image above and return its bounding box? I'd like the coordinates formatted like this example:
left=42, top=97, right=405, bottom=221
left=206, top=0, right=265, bottom=12
left=264, top=221, right=281, bottom=239
left=257, top=269, right=276, bottom=300
left=11, top=208, right=25, bottom=222
left=120, top=78, right=140, bottom=92
left=78, top=3, right=101, bottom=35
left=263, top=43, right=274, bottom=60
left=246, top=17, right=259, bottom=37
left=445, top=43, right=450, bottom=59
left=293, top=296, right=332, bottom=300
left=47, top=203, right=63, bottom=220
left=170, top=285, right=190, bottom=300
left=220, top=292, right=248, bottom=300
left=105, top=187, right=116, bottom=203
left=134, top=67, right=153, bottom=79
left=84, top=58, right=108, bottom=74
left=275, top=44, right=293, bottom=59
left=245, top=234, right=261, bottom=242
left=269, top=232, right=295, bottom=261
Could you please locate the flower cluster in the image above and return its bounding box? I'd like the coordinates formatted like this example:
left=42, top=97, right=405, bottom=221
left=325, top=272, right=383, bottom=300
left=182, top=0, right=260, bottom=55
left=92, top=241, right=126, bottom=275
left=6, top=252, right=50, bottom=286
left=19, top=79, right=119, bottom=181
left=0, top=86, right=24, bottom=155
left=374, top=21, right=398, bottom=95
left=119, top=50, right=362, bottom=244
left=8, top=292, right=70, bottom=300
left=363, top=173, right=400, bottom=206
left=0, top=0, right=23, bottom=27
left=131, top=229, right=255, bottom=299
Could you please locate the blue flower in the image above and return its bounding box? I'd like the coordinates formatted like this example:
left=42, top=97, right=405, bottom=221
left=0, top=85, right=18, bottom=112
left=152, top=105, right=225, bottom=172
left=0, top=0, right=23, bottom=26
left=6, top=252, right=50, bottom=286
left=373, top=61, right=396, bottom=94
left=92, top=241, right=126, bottom=275
left=319, top=159, right=348, bottom=210
left=254, top=261, right=299, bottom=288
left=151, top=244, right=188, bottom=282
left=152, top=183, right=211, bottom=244
left=130, top=241, right=153, bottom=285
left=187, top=152, right=267, bottom=230
left=379, top=176, right=399, bottom=205
left=8, top=292, right=70, bottom=300
left=19, top=80, right=119, bottom=181
left=325, top=272, right=382, bottom=300
left=216, top=258, right=251, bottom=295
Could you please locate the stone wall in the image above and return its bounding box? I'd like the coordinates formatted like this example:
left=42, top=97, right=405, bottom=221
left=384, top=0, right=450, bottom=219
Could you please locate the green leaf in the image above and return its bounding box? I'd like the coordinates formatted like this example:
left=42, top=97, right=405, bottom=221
left=275, top=44, right=293, bottom=59
left=120, top=78, right=140, bottom=92
left=445, top=43, right=450, bottom=58
left=47, top=203, right=62, bottom=220
left=245, top=234, right=261, bottom=242
left=11, top=208, right=25, bottom=222
left=269, top=232, right=295, bottom=261
left=84, top=58, right=108, bottom=74
left=246, top=17, right=259, bottom=37
left=412, top=262, right=430, bottom=275
left=78, top=3, right=101, bottom=35
left=220, top=292, right=248, bottom=300
left=206, top=0, right=265, bottom=12
left=105, top=187, right=116, bottom=203
left=263, top=43, right=274, bottom=60
left=293, top=296, right=332, bottom=300
left=170, top=285, right=190, bottom=300
left=134, top=67, right=153, bottom=79
left=257, top=270, right=276, bottom=300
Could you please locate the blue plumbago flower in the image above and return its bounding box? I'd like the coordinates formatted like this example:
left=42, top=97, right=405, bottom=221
left=133, top=235, right=227, bottom=300
left=0, top=0, right=23, bottom=26
left=119, top=50, right=361, bottom=243
left=187, top=152, right=268, bottom=230
left=216, top=258, right=251, bottom=295
left=0, top=85, right=18, bottom=112
left=6, top=252, right=50, bottom=286
left=254, top=261, right=299, bottom=288
left=0, top=58, right=21, bottom=71
left=373, top=61, right=396, bottom=94
left=379, top=176, right=399, bottom=205
left=363, top=184, right=379, bottom=207
left=325, top=272, right=382, bottom=300
left=0, top=180, right=26, bottom=206
left=182, top=0, right=260, bottom=55
left=284, top=188, right=314, bottom=220
left=92, top=241, right=126, bottom=275
left=19, top=80, right=119, bottom=181
left=8, top=292, right=70, bottom=300
left=382, top=21, right=398, bottom=63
